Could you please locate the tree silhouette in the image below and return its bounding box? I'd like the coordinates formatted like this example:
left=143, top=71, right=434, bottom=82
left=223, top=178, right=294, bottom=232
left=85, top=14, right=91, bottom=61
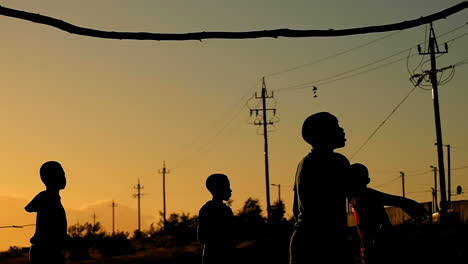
left=270, top=200, right=286, bottom=223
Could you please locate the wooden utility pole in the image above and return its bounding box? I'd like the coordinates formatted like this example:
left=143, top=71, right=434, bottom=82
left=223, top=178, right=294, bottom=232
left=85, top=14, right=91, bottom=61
left=250, top=77, right=278, bottom=221
left=111, top=200, right=117, bottom=235
left=271, top=184, right=281, bottom=202
left=445, top=144, right=451, bottom=203
left=419, top=23, right=448, bottom=220
left=133, top=179, right=144, bottom=232
left=400, top=172, right=405, bottom=198
left=159, top=161, right=170, bottom=231
left=430, top=166, right=439, bottom=212
left=92, top=211, right=97, bottom=226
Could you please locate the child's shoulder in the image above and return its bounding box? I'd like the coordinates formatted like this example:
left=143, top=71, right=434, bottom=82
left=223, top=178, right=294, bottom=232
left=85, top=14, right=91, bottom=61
left=332, top=152, right=349, bottom=162
left=25, top=190, right=47, bottom=212
left=199, top=201, right=232, bottom=215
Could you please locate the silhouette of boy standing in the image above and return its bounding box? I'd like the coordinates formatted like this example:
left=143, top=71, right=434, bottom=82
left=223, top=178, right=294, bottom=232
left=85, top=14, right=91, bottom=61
left=349, top=163, right=428, bottom=264
left=25, top=161, right=69, bottom=264
left=197, top=173, right=234, bottom=264
left=290, top=112, right=351, bottom=264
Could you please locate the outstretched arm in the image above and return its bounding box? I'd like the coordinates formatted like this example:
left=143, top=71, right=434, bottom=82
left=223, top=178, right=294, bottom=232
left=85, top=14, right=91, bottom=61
left=369, top=188, right=429, bottom=222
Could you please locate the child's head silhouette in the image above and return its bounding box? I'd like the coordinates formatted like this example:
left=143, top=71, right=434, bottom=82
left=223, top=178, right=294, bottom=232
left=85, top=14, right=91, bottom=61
left=40, top=161, right=66, bottom=190
left=302, top=112, right=346, bottom=149
left=206, top=173, right=231, bottom=201
left=350, top=163, right=370, bottom=186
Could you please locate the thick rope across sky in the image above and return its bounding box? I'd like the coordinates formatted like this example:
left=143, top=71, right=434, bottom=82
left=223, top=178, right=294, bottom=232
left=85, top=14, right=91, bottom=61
left=0, top=2, right=467, bottom=41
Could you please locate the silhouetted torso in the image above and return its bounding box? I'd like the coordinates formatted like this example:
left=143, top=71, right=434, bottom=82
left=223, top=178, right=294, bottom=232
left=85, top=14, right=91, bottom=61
left=25, top=190, right=68, bottom=264
left=291, top=149, right=350, bottom=263
left=198, top=200, right=234, bottom=264
left=351, top=188, right=393, bottom=264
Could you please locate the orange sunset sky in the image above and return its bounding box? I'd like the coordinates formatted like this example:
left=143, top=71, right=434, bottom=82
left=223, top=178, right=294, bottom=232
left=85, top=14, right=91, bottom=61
left=1, top=0, right=468, bottom=251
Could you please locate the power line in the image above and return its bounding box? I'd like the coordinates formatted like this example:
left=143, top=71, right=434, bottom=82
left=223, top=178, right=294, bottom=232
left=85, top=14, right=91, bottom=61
left=452, top=165, right=468, bottom=171
left=173, top=31, right=467, bottom=167
left=406, top=170, right=432, bottom=177
left=274, top=48, right=412, bottom=92
left=350, top=84, right=418, bottom=160
left=273, top=22, right=468, bottom=93
left=171, top=80, right=260, bottom=170
left=265, top=31, right=402, bottom=78
left=350, top=29, right=468, bottom=160
left=372, top=176, right=401, bottom=188
left=0, top=224, right=35, bottom=229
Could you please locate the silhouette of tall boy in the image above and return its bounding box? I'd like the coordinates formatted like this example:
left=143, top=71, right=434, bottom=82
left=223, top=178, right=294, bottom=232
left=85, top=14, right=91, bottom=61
left=349, top=163, right=428, bottom=264
left=290, top=112, right=351, bottom=264
left=25, top=161, right=69, bottom=264
left=197, top=173, right=234, bottom=264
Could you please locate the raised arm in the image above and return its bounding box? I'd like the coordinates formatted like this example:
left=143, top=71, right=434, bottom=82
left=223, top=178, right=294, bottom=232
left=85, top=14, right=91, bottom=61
left=369, top=188, right=429, bottom=222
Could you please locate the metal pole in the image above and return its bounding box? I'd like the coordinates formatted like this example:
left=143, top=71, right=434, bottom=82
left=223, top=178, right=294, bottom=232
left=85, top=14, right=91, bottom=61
left=138, top=179, right=141, bottom=232
left=447, top=144, right=451, bottom=203
left=431, top=166, right=439, bottom=212
left=112, top=200, right=115, bottom=235
left=271, top=184, right=281, bottom=202
left=400, top=172, right=405, bottom=198
left=261, top=77, right=272, bottom=221
left=278, top=184, right=281, bottom=202
left=428, top=24, right=447, bottom=218
left=163, top=162, right=167, bottom=231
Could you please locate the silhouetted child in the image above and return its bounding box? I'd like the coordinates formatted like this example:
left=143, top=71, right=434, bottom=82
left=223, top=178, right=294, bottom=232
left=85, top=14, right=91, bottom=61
left=25, top=161, right=69, bottom=264
left=290, top=112, right=352, bottom=264
left=197, top=173, right=234, bottom=264
left=349, top=163, right=428, bottom=264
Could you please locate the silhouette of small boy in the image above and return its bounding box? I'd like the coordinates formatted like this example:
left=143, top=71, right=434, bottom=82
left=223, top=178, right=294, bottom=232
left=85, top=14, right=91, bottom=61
left=290, top=112, right=351, bottom=264
left=197, top=173, right=234, bottom=264
left=349, top=163, right=428, bottom=264
left=25, top=161, right=69, bottom=264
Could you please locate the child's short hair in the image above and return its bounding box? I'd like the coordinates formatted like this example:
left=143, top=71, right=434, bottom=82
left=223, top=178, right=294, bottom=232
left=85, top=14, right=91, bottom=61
left=40, top=161, right=65, bottom=187
left=350, top=163, right=370, bottom=186
left=302, top=112, right=338, bottom=145
left=206, top=173, right=229, bottom=195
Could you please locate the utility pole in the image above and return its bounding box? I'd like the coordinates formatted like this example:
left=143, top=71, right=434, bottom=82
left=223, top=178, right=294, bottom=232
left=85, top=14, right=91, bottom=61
left=418, top=23, right=448, bottom=220
left=92, top=211, right=97, bottom=226
left=133, top=179, right=144, bottom=232
left=249, top=77, right=278, bottom=222
left=159, top=161, right=170, bottom=231
left=111, top=200, right=117, bottom=235
left=271, top=184, right=281, bottom=202
left=445, top=144, right=451, bottom=203
left=430, top=166, right=438, bottom=212
left=400, top=172, right=405, bottom=198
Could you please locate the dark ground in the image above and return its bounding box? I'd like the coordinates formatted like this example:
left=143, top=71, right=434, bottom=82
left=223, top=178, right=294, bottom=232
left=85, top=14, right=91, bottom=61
left=2, top=222, right=468, bottom=264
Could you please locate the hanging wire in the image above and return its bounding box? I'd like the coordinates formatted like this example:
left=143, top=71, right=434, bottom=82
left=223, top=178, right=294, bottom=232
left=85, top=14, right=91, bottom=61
left=264, top=31, right=402, bottom=78
left=350, top=83, right=418, bottom=160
